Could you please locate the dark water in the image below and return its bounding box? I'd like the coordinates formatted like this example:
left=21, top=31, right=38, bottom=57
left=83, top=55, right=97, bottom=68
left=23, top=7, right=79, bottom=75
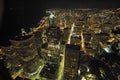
left=0, top=0, right=46, bottom=45
left=0, top=0, right=120, bottom=45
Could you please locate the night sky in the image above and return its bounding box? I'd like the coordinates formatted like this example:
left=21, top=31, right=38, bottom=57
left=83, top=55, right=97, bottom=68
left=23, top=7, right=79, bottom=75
left=0, top=0, right=120, bottom=45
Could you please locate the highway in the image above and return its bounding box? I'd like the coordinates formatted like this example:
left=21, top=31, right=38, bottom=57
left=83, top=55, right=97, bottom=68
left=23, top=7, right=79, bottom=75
left=27, top=17, right=49, bottom=35
left=81, top=29, right=86, bottom=53
left=56, top=45, right=65, bottom=80
left=56, top=16, right=72, bottom=80
left=67, top=23, right=75, bottom=44
left=57, top=14, right=74, bottom=80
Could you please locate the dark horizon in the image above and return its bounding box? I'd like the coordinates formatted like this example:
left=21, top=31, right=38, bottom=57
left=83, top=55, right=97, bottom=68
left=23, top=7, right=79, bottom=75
left=0, top=0, right=120, bottom=45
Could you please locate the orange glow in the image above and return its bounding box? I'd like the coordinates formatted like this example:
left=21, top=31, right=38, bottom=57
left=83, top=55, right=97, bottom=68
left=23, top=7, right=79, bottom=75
left=0, top=49, right=3, bottom=55
left=19, top=75, right=30, bottom=79
left=27, top=17, right=48, bottom=35
left=107, top=38, right=118, bottom=43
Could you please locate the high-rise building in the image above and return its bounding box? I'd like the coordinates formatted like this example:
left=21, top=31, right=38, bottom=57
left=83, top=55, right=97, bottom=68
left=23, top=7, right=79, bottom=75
left=64, top=44, right=80, bottom=80
left=2, top=35, right=42, bottom=79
